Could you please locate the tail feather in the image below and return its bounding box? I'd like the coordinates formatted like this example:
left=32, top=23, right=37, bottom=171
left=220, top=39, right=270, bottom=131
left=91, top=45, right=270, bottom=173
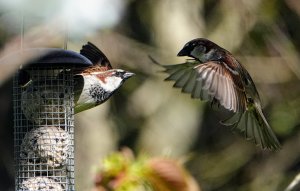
left=244, top=111, right=268, bottom=148
left=255, top=105, right=281, bottom=150
left=221, top=104, right=281, bottom=151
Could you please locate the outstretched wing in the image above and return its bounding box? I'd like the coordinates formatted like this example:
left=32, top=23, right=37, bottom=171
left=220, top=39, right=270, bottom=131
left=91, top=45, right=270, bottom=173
left=152, top=57, right=280, bottom=150
left=193, top=61, right=246, bottom=112
left=80, top=42, right=112, bottom=70
left=156, top=58, right=246, bottom=113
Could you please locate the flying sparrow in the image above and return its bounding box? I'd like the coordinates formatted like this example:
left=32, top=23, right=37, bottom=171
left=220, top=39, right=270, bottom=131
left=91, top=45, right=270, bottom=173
left=151, top=38, right=280, bottom=150
left=74, top=42, right=134, bottom=113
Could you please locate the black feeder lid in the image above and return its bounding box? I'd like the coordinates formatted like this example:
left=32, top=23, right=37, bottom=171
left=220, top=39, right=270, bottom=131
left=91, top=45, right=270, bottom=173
left=17, top=48, right=92, bottom=86
left=23, top=48, right=93, bottom=68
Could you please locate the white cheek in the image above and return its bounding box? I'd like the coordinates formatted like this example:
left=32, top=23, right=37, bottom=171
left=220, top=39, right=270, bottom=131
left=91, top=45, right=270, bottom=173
left=100, top=77, right=123, bottom=92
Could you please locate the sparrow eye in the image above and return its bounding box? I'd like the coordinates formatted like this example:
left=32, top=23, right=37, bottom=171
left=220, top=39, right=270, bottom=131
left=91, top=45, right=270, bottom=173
left=115, top=71, right=124, bottom=77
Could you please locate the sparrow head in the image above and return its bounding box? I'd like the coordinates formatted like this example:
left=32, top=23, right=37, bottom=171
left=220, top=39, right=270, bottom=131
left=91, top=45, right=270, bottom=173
left=100, top=69, right=135, bottom=92
left=177, top=38, right=223, bottom=62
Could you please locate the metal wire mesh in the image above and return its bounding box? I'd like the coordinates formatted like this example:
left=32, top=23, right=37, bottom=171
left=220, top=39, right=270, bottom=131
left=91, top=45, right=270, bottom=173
left=13, top=66, right=75, bottom=191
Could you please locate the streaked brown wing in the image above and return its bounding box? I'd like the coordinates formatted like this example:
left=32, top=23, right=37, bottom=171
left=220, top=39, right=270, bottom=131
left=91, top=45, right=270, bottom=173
left=161, top=60, right=246, bottom=113
left=194, top=61, right=246, bottom=112
left=80, top=42, right=112, bottom=70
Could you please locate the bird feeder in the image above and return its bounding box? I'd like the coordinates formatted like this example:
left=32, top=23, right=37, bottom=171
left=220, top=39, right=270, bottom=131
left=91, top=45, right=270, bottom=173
left=13, top=48, right=92, bottom=190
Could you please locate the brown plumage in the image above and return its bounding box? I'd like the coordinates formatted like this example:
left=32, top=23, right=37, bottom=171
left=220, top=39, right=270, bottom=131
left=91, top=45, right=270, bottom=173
left=73, top=42, right=134, bottom=113
left=151, top=38, right=281, bottom=150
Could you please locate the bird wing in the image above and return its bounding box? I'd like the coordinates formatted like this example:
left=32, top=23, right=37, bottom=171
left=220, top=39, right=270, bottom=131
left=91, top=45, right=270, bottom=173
left=80, top=42, right=113, bottom=70
left=193, top=61, right=247, bottom=112
left=157, top=59, right=246, bottom=113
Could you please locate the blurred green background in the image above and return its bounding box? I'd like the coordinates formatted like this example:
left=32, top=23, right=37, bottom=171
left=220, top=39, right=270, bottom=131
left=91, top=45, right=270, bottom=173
left=0, top=0, right=300, bottom=190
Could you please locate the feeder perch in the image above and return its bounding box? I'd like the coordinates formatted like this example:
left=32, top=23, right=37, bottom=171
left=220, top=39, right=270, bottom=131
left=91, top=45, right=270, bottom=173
left=13, top=48, right=92, bottom=190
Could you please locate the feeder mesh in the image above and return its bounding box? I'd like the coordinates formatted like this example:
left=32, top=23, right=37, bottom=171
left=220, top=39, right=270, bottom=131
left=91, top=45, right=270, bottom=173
left=13, top=67, right=75, bottom=190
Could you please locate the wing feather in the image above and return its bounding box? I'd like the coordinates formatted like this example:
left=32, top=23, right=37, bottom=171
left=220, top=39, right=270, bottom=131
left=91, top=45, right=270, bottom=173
left=174, top=69, right=193, bottom=88
left=165, top=68, right=187, bottom=82
left=75, top=42, right=113, bottom=75
left=194, top=62, right=246, bottom=112
left=191, top=79, right=202, bottom=99
left=158, top=60, right=246, bottom=112
left=182, top=71, right=197, bottom=93
left=80, top=42, right=112, bottom=69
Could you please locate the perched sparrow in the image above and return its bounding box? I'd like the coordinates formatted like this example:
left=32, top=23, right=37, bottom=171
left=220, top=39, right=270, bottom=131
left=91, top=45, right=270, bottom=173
left=74, top=42, right=134, bottom=113
left=20, top=42, right=134, bottom=123
left=151, top=38, right=280, bottom=150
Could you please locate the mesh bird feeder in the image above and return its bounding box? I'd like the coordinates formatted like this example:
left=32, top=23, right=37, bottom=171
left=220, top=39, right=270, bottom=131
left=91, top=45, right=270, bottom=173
left=13, top=48, right=92, bottom=190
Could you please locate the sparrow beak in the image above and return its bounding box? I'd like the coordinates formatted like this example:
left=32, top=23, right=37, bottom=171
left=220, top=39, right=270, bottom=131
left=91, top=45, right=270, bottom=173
left=123, top=72, right=135, bottom=79
left=177, top=48, right=189, bottom=57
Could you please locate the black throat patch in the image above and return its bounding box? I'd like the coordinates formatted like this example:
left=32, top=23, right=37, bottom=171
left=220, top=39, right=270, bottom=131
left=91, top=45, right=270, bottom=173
left=89, top=83, right=112, bottom=104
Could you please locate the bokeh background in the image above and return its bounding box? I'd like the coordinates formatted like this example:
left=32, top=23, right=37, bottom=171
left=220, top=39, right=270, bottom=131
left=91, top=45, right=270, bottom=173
left=0, top=0, right=300, bottom=190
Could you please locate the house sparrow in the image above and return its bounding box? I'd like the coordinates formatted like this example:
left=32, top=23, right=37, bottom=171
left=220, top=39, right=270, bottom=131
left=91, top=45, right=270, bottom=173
left=151, top=38, right=281, bottom=150
left=74, top=42, right=134, bottom=113
left=19, top=42, right=134, bottom=123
